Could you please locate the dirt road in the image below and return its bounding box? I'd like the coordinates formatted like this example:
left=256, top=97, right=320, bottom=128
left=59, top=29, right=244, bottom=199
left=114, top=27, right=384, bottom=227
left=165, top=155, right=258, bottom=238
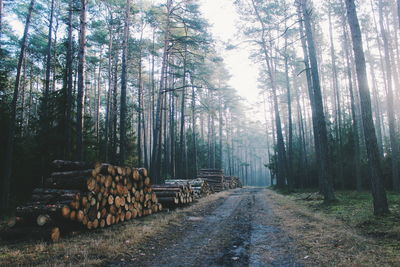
left=115, top=188, right=301, bottom=267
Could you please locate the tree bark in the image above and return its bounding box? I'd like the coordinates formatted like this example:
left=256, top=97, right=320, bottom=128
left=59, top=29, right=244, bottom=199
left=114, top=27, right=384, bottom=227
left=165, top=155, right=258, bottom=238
left=138, top=27, right=144, bottom=167
left=104, top=8, right=114, bottom=162
left=345, top=0, right=389, bottom=215
left=1, top=0, right=35, bottom=210
left=328, top=3, right=344, bottom=189
left=120, top=0, right=131, bottom=165
left=297, top=3, right=321, bottom=189
left=180, top=29, right=188, bottom=178
left=283, top=18, right=293, bottom=188
left=339, top=0, right=362, bottom=191
left=151, top=0, right=172, bottom=183
left=43, top=0, right=55, bottom=132
left=301, top=0, right=336, bottom=202
left=65, top=0, right=74, bottom=159
left=190, top=76, right=198, bottom=176
left=76, top=0, right=87, bottom=161
left=250, top=0, right=287, bottom=188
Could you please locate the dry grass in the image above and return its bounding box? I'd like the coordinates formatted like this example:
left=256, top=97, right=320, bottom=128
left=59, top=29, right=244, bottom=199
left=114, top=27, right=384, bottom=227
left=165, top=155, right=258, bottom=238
left=266, top=189, right=400, bottom=266
left=0, top=191, right=230, bottom=266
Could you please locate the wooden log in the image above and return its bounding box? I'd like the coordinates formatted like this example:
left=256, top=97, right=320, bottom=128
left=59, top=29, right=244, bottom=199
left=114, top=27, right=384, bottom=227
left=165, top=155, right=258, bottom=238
left=144, top=177, right=151, bottom=186
left=106, top=214, right=113, bottom=226
left=152, top=184, right=185, bottom=189
left=77, top=210, right=85, bottom=222
left=92, top=219, right=99, bottom=229
left=45, top=176, right=89, bottom=190
left=132, top=169, right=140, bottom=181
left=88, top=206, right=98, bottom=221
left=154, top=191, right=179, bottom=198
left=92, top=162, right=110, bottom=176
left=108, top=195, right=114, bottom=205
left=50, top=169, right=93, bottom=179
left=152, top=187, right=183, bottom=192
left=36, top=214, right=52, bottom=226
left=157, top=197, right=179, bottom=205
left=52, top=160, right=92, bottom=171
left=138, top=168, right=148, bottom=177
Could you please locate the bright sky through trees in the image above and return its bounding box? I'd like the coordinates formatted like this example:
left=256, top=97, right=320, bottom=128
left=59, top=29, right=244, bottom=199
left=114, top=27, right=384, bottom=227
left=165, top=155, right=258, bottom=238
left=199, top=0, right=260, bottom=111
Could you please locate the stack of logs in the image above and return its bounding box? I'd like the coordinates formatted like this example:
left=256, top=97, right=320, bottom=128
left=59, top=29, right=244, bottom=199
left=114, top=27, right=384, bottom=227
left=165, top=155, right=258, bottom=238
left=152, top=182, right=194, bottom=208
left=187, top=178, right=212, bottom=198
left=197, top=169, right=225, bottom=192
left=224, top=176, right=243, bottom=189
left=15, top=160, right=161, bottom=241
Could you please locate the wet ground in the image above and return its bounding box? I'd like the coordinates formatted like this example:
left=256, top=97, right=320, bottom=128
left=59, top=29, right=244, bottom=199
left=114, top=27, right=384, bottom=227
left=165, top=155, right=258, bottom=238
left=109, top=188, right=301, bottom=267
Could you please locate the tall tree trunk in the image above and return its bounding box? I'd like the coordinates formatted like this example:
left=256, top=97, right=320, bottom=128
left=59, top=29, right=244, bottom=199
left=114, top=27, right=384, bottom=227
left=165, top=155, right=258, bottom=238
left=345, top=0, right=389, bottom=215
left=1, top=0, right=35, bottom=210
left=76, top=0, right=87, bottom=161
left=169, top=83, right=175, bottom=178
left=41, top=0, right=55, bottom=144
left=112, top=50, right=119, bottom=164
left=284, top=29, right=293, bottom=188
left=190, top=76, right=198, bottom=176
left=179, top=30, right=188, bottom=178
left=364, top=31, right=384, bottom=156
left=297, top=3, right=322, bottom=190
left=120, top=0, right=131, bottom=165
left=339, top=0, right=362, bottom=190
left=104, top=11, right=114, bottom=162
left=328, top=3, right=344, bottom=189
left=301, top=0, right=336, bottom=202
left=151, top=0, right=172, bottom=183
left=378, top=0, right=400, bottom=192
left=137, top=28, right=144, bottom=167
left=65, top=0, right=73, bottom=159
left=96, top=54, right=102, bottom=145
left=250, top=0, right=287, bottom=188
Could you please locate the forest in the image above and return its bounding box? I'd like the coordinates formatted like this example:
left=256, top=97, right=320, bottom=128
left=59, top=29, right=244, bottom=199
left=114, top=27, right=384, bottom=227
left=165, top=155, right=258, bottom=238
left=2, top=0, right=400, bottom=265
left=0, top=0, right=269, bottom=212
left=1, top=0, right=400, bottom=214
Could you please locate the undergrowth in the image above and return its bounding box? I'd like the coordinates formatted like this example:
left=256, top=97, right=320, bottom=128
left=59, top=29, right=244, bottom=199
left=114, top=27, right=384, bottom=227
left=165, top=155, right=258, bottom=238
left=278, top=189, right=400, bottom=252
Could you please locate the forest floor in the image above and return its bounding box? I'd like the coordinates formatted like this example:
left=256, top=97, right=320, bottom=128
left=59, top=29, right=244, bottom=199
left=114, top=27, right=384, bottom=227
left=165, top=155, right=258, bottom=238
left=1, top=188, right=399, bottom=266
left=270, top=189, right=400, bottom=266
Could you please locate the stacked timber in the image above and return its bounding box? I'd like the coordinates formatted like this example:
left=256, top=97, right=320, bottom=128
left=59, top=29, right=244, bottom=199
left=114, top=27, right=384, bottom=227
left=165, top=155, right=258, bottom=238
left=224, top=176, right=242, bottom=189
left=188, top=178, right=212, bottom=198
left=197, top=169, right=225, bottom=192
left=152, top=183, right=193, bottom=208
left=15, top=160, right=162, bottom=241
left=164, top=179, right=211, bottom=198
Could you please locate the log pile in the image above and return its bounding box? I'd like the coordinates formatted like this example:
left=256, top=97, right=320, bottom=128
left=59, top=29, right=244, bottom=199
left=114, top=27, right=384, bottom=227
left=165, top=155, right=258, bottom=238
left=197, top=169, right=225, bottom=192
left=188, top=178, right=212, bottom=198
left=152, top=183, right=194, bottom=208
left=164, top=179, right=211, bottom=198
left=224, top=176, right=242, bottom=189
left=15, top=160, right=162, bottom=241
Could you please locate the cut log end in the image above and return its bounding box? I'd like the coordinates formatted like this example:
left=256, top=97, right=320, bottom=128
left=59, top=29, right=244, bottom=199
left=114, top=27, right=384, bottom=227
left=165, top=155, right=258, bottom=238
left=51, top=227, right=60, bottom=242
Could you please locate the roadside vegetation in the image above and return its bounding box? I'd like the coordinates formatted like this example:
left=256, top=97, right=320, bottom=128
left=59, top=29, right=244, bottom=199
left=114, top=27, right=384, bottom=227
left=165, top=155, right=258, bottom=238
left=269, top=188, right=400, bottom=265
